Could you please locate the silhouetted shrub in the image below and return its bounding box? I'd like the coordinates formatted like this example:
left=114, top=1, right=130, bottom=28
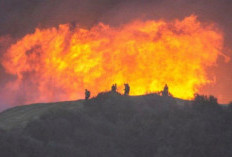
left=228, top=102, right=232, bottom=112
left=192, top=94, right=219, bottom=111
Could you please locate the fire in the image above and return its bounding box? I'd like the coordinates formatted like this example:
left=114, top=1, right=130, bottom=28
left=1, top=15, right=224, bottom=104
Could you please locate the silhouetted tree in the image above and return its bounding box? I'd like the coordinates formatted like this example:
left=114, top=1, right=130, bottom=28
left=85, top=89, right=90, bottom=100
left=111, top=84, right=117, bottom=92
left=124, top=83, right=130, bottom=95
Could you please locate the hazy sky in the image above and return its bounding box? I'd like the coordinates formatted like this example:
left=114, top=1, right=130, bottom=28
left=0, top=0, right=231, bottom=109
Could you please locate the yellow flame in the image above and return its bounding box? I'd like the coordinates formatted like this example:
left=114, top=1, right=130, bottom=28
left=2, top=15, right=223, bottom=104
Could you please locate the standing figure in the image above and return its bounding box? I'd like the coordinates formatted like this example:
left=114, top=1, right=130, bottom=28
left=162, top=84, right=169, bottom=96
left=85, top=89, right=90, bottom=100
left=124, top=83, right=130, bottom=95
left=111, top=84, right=117, bottom=92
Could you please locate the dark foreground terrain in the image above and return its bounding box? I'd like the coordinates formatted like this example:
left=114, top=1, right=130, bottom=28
left=0, top=92, right=231, bottom=157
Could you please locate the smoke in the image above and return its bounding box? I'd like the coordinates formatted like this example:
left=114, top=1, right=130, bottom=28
left=0, top=0, right=231, bottom=110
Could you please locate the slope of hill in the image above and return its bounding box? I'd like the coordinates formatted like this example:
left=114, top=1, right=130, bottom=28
left=0, top=93, right=188, bottom=131
left=0, top=100, right=84, bottom=130
left=0, top=92, right=231, bottom=157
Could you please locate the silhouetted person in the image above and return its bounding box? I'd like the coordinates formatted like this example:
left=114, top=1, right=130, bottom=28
left=124, top=83, right=130, bottom=95
left=162, top=84, right=169, bottom=96
left=111, top=84, right=117, bottom=92
left=85, top=89, right=90, bottom=100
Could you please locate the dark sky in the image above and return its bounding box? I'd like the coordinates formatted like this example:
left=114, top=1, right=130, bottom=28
left=0, top=0, right=232, bottom=38
left=0, top=0, right=231, bottom=108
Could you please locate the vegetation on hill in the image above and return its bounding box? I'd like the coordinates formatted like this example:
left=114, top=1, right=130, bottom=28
left=0, top=92, right=231, bottom=157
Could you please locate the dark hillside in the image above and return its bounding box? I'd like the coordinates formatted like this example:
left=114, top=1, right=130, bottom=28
left=0, top=92, right=231, bottom=157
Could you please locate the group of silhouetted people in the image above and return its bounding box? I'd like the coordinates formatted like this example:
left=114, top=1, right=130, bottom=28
left=111, top=83, right=130, bottom=95
left=85, top=83, right=131, bottom=100
left=85, top=83, right=170, bottom=100
left=111, top=84, right=117, bottom=92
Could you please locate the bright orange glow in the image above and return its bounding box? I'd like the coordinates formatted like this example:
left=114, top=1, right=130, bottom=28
left=2, top=15, right=224, bottom=104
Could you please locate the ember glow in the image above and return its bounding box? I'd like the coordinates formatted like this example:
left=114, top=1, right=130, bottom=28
left=2, top=15, right=224, bottom=104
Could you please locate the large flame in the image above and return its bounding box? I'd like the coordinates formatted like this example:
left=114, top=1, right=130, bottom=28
left=2, top=15, right=224, bottom=104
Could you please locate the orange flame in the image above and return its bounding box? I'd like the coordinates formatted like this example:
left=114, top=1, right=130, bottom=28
left=2, top=15, right=224, bottom=104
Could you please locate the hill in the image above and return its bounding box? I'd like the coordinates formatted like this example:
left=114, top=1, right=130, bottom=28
left=0, top=92, right=231, bottom=157
left=0, top=93, right=188, bottom=131
left=0, top=100, right=84, bottom=130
